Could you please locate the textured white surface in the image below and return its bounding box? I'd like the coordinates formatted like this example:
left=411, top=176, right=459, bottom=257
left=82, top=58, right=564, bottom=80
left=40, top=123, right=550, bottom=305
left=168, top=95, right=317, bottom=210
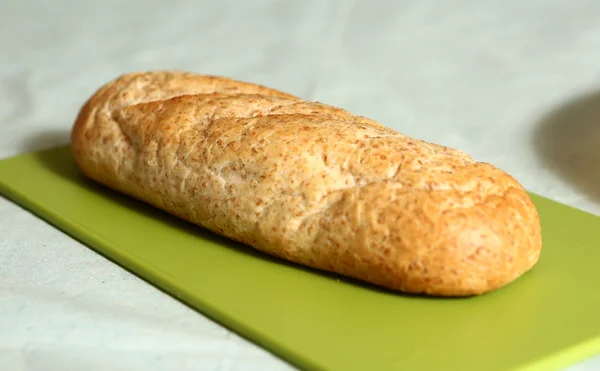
left=1, top=0, right=600, bottom=370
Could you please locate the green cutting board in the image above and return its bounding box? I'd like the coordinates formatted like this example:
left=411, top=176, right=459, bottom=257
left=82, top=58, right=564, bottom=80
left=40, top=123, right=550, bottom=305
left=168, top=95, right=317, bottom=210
left=1, top=146, right=599, bottom=371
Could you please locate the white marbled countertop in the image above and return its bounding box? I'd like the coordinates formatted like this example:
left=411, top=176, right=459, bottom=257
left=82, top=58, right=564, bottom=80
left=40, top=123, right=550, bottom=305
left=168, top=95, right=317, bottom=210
left=2, top=0, right=600, bottom=370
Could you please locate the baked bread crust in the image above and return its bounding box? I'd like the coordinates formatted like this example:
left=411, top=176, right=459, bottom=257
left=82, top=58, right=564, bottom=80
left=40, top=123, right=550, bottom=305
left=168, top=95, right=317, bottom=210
left=71, top=71, right=542, bottom=296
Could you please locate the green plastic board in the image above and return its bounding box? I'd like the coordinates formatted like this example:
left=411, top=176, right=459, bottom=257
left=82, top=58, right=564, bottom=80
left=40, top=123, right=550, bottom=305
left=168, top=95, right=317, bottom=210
left=1, top=145, right=599, bottom=371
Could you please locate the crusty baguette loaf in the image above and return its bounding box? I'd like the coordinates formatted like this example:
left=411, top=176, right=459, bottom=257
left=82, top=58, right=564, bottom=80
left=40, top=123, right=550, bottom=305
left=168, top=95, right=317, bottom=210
left=70, top=71, right=542, bottom=296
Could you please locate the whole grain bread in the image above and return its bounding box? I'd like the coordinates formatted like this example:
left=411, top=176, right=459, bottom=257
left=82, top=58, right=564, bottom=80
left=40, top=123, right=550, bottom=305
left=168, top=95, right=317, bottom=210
left=71, top=71, right=542, bottom=296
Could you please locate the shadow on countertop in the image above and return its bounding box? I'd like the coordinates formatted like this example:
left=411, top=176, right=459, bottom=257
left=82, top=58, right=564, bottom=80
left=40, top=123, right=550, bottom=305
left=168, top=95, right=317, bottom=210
left=19, top=129, right=71, bottom=153
left=533, top=89, right=600, bottom=203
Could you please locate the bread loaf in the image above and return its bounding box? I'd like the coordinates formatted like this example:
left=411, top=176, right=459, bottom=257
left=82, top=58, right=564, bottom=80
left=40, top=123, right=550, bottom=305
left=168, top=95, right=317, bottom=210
left=71, top=71, right=542, bottom=296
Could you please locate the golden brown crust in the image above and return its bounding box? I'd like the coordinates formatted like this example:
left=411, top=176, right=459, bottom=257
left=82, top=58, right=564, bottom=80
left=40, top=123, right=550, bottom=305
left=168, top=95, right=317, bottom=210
left=71, top=70, right=542, bottom=296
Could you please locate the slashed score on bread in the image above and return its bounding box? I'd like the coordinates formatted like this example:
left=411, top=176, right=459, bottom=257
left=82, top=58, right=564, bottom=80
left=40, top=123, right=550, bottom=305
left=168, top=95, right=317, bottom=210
left=71, top=71, right=542, bottom=297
